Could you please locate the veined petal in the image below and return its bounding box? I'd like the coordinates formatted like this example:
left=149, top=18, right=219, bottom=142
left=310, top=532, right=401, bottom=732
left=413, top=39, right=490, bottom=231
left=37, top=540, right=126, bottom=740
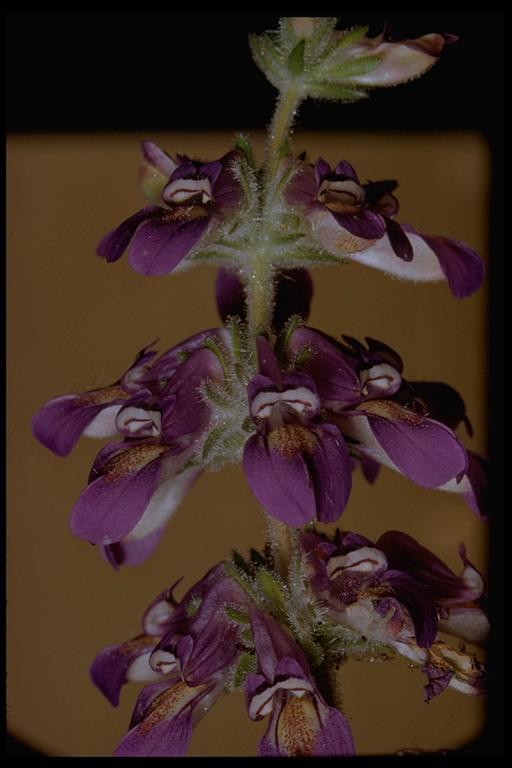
left=210, top=150, right=244, bottom=213
left=307, top=206, right=380, bottom=254
left=123, top=463, right=202, bottom=543
left=309, top=424, right=352, bottom=523
left=330, top=209, right=386, bottom=240
left=284, top=163, right=318, bottom=208
left=437, top=451, right=488, bottom=518
left=97, top=206, right=162, bottom=263
left=90, top=634, right=160, bottom=707
left=127, top=215, right=210, bottom=276
left=259, top=691, right=354, bottom=757
left=101, top=525, right=166, bottom=569
left=32, top=391, right=126, bottom=457
left=382, top=570, right=438, bottom=648
left=163, top=348, right=223, bottom=441
left=243, top=434, right=316, bottom=527
left=114, top=678, right=210, bottom=757
left=341, top=406, right=467, bottom=488
left=69, top=444, right=167, bottom=544
left=377, top=530, right=474, bottom=604
left=403, top=225, right=485, bottom=298
left=287, top=327, right=361, bottom=405
left=249, top=609, right=310, bottom=683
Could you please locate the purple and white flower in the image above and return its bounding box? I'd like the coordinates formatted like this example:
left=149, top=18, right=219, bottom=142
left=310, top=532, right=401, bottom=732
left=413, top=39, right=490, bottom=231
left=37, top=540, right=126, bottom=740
left=243, top=336, right=353, bottom=526
left=300, top=528, right=487, bottom=701
left=286, top=327, right=485, bottom=516
left=245, top=608, right=355, bottom=757
left=97, top=141, right=243, bottom=276
left=92, top=565, right=250, bottom=757
left=33, top=330, right=230, bottom=565
left=285, top=158, right=484, bottom=297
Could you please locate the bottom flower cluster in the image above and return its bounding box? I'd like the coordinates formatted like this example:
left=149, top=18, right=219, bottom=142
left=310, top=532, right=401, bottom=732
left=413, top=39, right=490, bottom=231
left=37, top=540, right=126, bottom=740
left=91, top=529, right=487, bottom=757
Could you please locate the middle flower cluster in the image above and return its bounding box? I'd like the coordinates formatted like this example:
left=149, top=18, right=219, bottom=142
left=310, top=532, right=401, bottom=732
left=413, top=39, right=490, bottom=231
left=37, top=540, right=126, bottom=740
left=33, top=269, right=485, bottom=567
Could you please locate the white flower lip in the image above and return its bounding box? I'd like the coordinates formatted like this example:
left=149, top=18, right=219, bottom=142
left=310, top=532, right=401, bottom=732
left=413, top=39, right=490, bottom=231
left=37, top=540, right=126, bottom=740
left=116, top=406, right=162, bottom=438
left=360, top=363, right=401, bottom=396
left=248, top=677, right=313, bottom=720
left=164, top=178, right=213, bottom=205
left=251, top=386, right=320, bottom=420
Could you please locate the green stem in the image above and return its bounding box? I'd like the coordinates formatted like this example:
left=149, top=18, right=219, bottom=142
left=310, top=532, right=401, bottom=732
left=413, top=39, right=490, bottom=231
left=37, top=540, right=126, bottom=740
left=264, top=85, right=301, bottom=184
left=246, top=85, right=302, bottom=337
left=265, top=515, right=294, bottom=580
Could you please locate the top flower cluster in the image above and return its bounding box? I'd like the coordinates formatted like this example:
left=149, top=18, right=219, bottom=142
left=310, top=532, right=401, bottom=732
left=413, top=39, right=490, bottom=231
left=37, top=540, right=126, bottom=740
left=97, top=138, right=483, bottom=299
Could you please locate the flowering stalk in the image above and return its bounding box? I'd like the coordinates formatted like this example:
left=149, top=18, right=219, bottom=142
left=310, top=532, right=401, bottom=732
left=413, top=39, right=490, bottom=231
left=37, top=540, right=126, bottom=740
left=32, top=15, right=488, bottom=757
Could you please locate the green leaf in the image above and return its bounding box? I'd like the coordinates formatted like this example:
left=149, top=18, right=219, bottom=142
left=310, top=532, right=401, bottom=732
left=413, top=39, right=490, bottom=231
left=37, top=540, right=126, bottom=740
left=201, top=423, right=227, bottom=461
left=256, top=568, right=287, bottom=617
left=332, top=24, right=369, bottom=51
left=249, top=32, right=286, bottom=89
left=230, top=550, right=252, bottom=576
left=224, top=561, right=255, bottom=598
left=225, top=606, right=250, bottom=624
left=203, top=337, right=229, bottom=380
left=233, top=653, right=257, bottom=689
left=307, top=17, right=339, bottom=55
left=234, top=133, right=255, bottom=166
left=185, top=596, right=202, bottom=618
left=306, top=82, right=369, bottom=103
left=288, top=39, right=305, bottom=76
left=321, top=55, right=382, bottom=80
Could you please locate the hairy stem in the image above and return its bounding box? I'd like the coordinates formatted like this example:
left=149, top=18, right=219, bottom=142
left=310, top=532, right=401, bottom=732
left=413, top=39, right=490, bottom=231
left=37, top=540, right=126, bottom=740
left=265, top=85, right=301, bottom=184
left=265, top=515, right=294, bottom=580
left=246, top=85, right=302, bottom=337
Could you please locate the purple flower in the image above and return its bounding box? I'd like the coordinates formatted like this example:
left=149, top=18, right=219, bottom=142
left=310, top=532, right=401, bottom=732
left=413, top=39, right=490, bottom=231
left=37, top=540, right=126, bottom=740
left=285, top=158, right=484, bottom=298
left=93, top=565, right=250, bottom=757
left=90, top=583, right=180, bottom=707
left=299, top=528, right=488, bottom=699
left=245, top=608, right=354, bottom=757
left=69, top=345, right=224, bottom=562
left=33, top=330, right=231, bottom=565
left=215, top=266, right=313, bottom=331
left=97, top=141, right=243, bottom=276
left=287, top=327, right=484, bottom=515
left=32, top=342, right=158, bottom=457
left=243, top=336, right=352, bottom=526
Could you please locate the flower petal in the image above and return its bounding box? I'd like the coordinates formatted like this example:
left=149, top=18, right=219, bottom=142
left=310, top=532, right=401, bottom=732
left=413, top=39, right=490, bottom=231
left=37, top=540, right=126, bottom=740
left=114, top=679, right=205, bottom=757
left=97, top=206, right=162, bottom=263
left=341, top=407, right=467, bottom=488
left=69, top=445, right=166, bottom=544
left=101, top=525, right=166, bottom=569
left=308, top=424, right=352, bottom=523
left=287, top=327, right=361, bottom=405
left=127, top=215, right=210, bottom=276
left=345, top=33, right=452, bottom=88
left=90, top=635, right=160, bottom=707
left=437, top=451, right=488, bottom=518
left=32, top=393, right=124, bottom=457
left=243, top=434, right=316, bottom=527
left=377, top=530, right=474, bottom=604
left=403, top=225, right=485, bottom=298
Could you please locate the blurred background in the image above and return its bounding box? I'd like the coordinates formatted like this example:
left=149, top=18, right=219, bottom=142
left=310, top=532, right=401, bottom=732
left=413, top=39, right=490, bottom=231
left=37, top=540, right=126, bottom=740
left=6, top=12, right=505, bottom=758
